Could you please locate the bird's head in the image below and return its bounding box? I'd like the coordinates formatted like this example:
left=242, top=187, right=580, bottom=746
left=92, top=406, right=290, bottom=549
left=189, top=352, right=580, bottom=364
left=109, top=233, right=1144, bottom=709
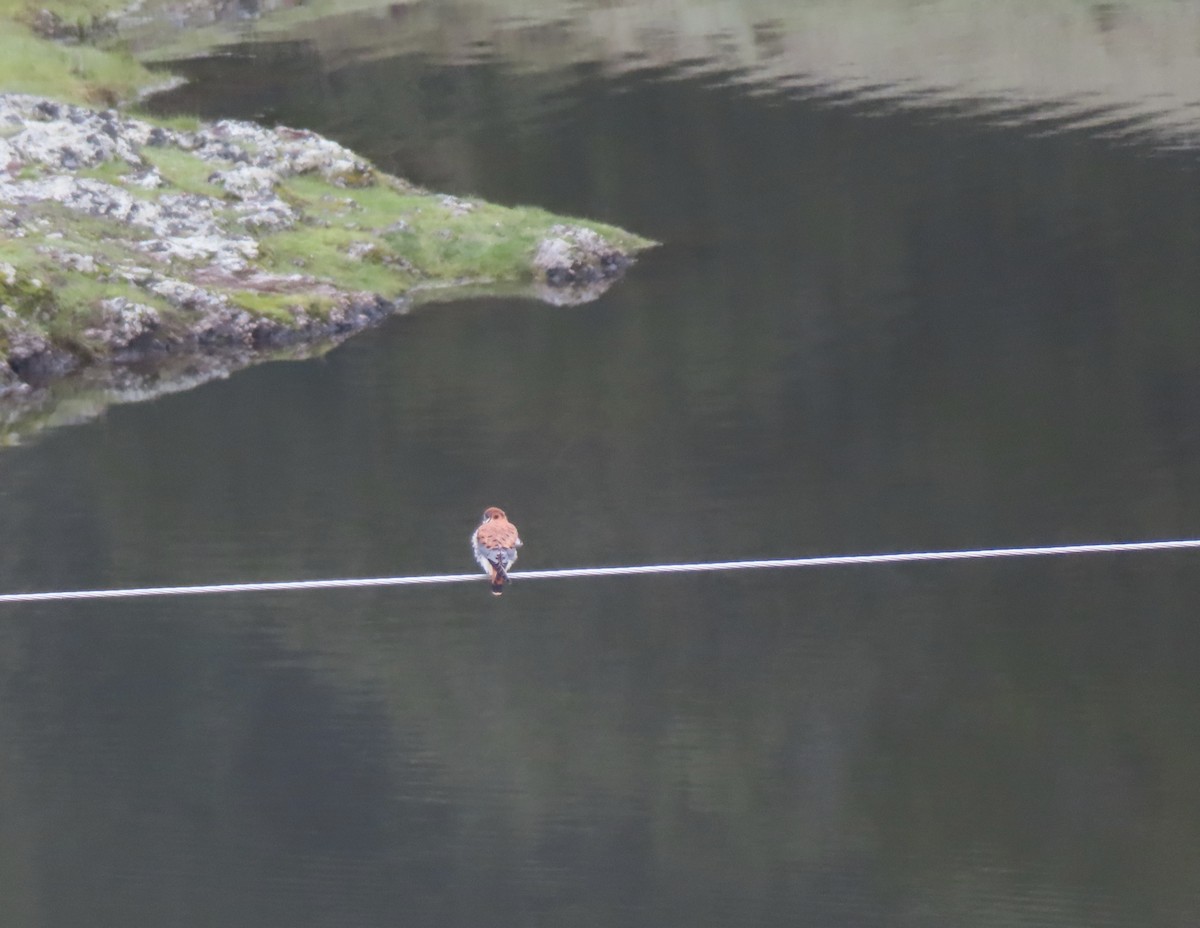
left=482, top=507, right=507, bottom=522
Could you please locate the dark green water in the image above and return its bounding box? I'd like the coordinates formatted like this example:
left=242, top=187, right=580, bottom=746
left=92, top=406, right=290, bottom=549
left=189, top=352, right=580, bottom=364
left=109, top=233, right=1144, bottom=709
left=2, top=9, right=1200, bottom=927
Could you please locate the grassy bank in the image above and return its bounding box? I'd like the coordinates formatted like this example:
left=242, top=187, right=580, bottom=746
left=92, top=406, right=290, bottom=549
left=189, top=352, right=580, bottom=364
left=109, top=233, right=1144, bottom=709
left=0, top=0, right=165, bottom=104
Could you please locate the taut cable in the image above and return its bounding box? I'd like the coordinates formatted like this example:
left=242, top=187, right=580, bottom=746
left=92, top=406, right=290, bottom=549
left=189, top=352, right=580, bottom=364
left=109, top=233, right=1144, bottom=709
left=0, top=537, right=1198, bottom=604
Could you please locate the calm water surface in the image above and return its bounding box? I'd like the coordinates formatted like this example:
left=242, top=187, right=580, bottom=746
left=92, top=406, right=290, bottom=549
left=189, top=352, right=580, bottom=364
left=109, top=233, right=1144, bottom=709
left=3, top=5, right=1200, bottom=926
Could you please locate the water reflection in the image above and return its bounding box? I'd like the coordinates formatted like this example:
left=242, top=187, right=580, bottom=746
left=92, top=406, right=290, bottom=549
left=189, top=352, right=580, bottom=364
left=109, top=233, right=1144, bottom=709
left=3, top=1, right=1200, bottom=925
left=146, top=0, right=1200, bottom=147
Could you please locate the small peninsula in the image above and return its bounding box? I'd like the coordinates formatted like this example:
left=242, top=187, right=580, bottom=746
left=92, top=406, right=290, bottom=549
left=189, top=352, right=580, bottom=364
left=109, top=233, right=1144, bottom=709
left=0, top=1, right=654, bottom=440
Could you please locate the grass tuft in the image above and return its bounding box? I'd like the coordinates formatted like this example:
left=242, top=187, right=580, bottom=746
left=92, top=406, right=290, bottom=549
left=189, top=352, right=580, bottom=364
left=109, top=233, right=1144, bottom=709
left=0, top=30, right=159, bottom=104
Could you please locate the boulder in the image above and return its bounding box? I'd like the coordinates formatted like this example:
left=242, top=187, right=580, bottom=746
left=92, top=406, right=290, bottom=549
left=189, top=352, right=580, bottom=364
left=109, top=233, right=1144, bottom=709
left=532, top=224, right=632, bottom=287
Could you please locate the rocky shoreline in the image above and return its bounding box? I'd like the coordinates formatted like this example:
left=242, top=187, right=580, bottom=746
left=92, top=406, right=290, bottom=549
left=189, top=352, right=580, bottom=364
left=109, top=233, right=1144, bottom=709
left=0, top=90, right=651, bottom=436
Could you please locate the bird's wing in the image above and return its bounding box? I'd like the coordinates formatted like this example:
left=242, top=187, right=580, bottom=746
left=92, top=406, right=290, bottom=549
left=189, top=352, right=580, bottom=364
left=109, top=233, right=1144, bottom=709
left=476, top=521, right=519, bottom=550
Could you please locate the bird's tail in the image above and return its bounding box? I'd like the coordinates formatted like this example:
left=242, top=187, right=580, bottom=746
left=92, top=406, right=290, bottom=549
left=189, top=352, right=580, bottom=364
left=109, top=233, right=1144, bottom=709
left=489, top=561, right=508, bottom=596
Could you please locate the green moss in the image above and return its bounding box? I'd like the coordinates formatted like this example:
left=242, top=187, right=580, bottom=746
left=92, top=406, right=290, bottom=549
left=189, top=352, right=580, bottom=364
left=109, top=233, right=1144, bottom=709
left=231, top=290, right=336, bottom=320
left=0, top=267, right=56, bottom=359
left=383, top=199, right=648, bottom=283
left=141, top=146, right=224, bottom=197
left=56, top=274, right=161, bottom=314
left=276, top=174, right=391, bottom=220
left=13, top=202, right=153, bottom=269
left=0, top=0, right=181, bottom=104
left=326, top=163, right=377, bottom=188
left=405, top=206, right=519, bottom=272
left=0, top=237, right=38, bottom=271
left=77, top=158, right=135, bottom=185
left=0, top=270, right=57, bottom=321
left=272, top=173, right=654, bottom=293
left=258, top=224, right=416, bottom=296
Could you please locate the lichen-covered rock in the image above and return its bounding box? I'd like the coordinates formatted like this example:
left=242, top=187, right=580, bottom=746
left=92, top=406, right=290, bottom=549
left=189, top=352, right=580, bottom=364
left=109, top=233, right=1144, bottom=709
left=127, top=167, right=165, bottom=189
left=0, top=175, right=139, bottom=219
left=324, top=292, right=396, bottom=332
left=0, top=301, right=76, bottom=384
left=0, top=96, right=146, bottom=169
left=45, top=249, right=99, bottom=274
left=0, top=138, right=18, bottom=174
left=212, top=163, right=278, bottom=199
left=142, top=275, right=227, bottom=314
left=0, top=170, right=266, bottom=271
left=532, top=224, right=632, bottom=286
left=9, top=119, right=133, bottom=170
left=232, top=198, right=296, bottom=232
left=439, top=194, right=475, bottom=216
left=189, top=118, right=375, bottom=187
left=345, top=241, right=379, bottom=261
left=84, top=297, right=160, bottom=350
left=0, top=307, right=48, bottom=361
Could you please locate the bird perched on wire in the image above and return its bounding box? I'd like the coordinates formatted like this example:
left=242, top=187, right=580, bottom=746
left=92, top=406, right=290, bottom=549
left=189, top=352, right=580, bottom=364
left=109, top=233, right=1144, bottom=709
left=472, top=507, right=522, bottom=595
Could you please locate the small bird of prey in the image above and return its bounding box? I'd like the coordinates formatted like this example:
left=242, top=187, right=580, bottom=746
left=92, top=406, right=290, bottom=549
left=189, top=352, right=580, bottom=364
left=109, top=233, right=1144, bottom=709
left=471, top=507, right=522, bottom=595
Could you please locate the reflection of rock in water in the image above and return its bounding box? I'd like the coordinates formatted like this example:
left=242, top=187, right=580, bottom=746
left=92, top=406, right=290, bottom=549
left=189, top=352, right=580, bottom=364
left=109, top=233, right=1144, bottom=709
left=0, top=329, right=365, bottom=446
left=262, top=0, right=1200, bottom=147
left=0, top=253, right=627, bottom=442
left=530, top=277, right=621, bottom=307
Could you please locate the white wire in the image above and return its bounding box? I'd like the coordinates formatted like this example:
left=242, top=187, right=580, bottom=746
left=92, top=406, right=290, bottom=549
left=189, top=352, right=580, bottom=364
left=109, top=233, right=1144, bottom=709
left=0, top=537, right=1198, bottom=604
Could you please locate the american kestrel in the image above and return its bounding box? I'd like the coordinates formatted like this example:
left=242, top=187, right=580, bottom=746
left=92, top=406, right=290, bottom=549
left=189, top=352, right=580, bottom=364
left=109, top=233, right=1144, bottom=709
left=472, top=507, right=522, bottom=595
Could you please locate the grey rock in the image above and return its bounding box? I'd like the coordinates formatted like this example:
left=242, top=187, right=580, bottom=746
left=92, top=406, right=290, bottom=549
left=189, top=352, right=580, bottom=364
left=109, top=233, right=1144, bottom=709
left=212, top=163, right=278, bottom=199
left=144, top=276, right=227, bottom=314
left=345, top=241, right=378, bottom=260
left=0, top=361, right=28, bottom=395
left=0, top=174, right=145, bottom=221
left=439, top=194, right=475, bottom=216
left=84, top=297, right=159, bottom=349
left=4, top=104, right=145, bottom=169
left=46, top=250, right=99, bottom=274
left=0, top=137, right=18, bottom=173
left=233, top=199, right=295, bottom=232
left=128, top=167, right=166, bottom=189
left=2, top=312, right=53, bottom=364
left=532, top=224, right=631, bottom=287
left=0, top=169, right=264, bottom=270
